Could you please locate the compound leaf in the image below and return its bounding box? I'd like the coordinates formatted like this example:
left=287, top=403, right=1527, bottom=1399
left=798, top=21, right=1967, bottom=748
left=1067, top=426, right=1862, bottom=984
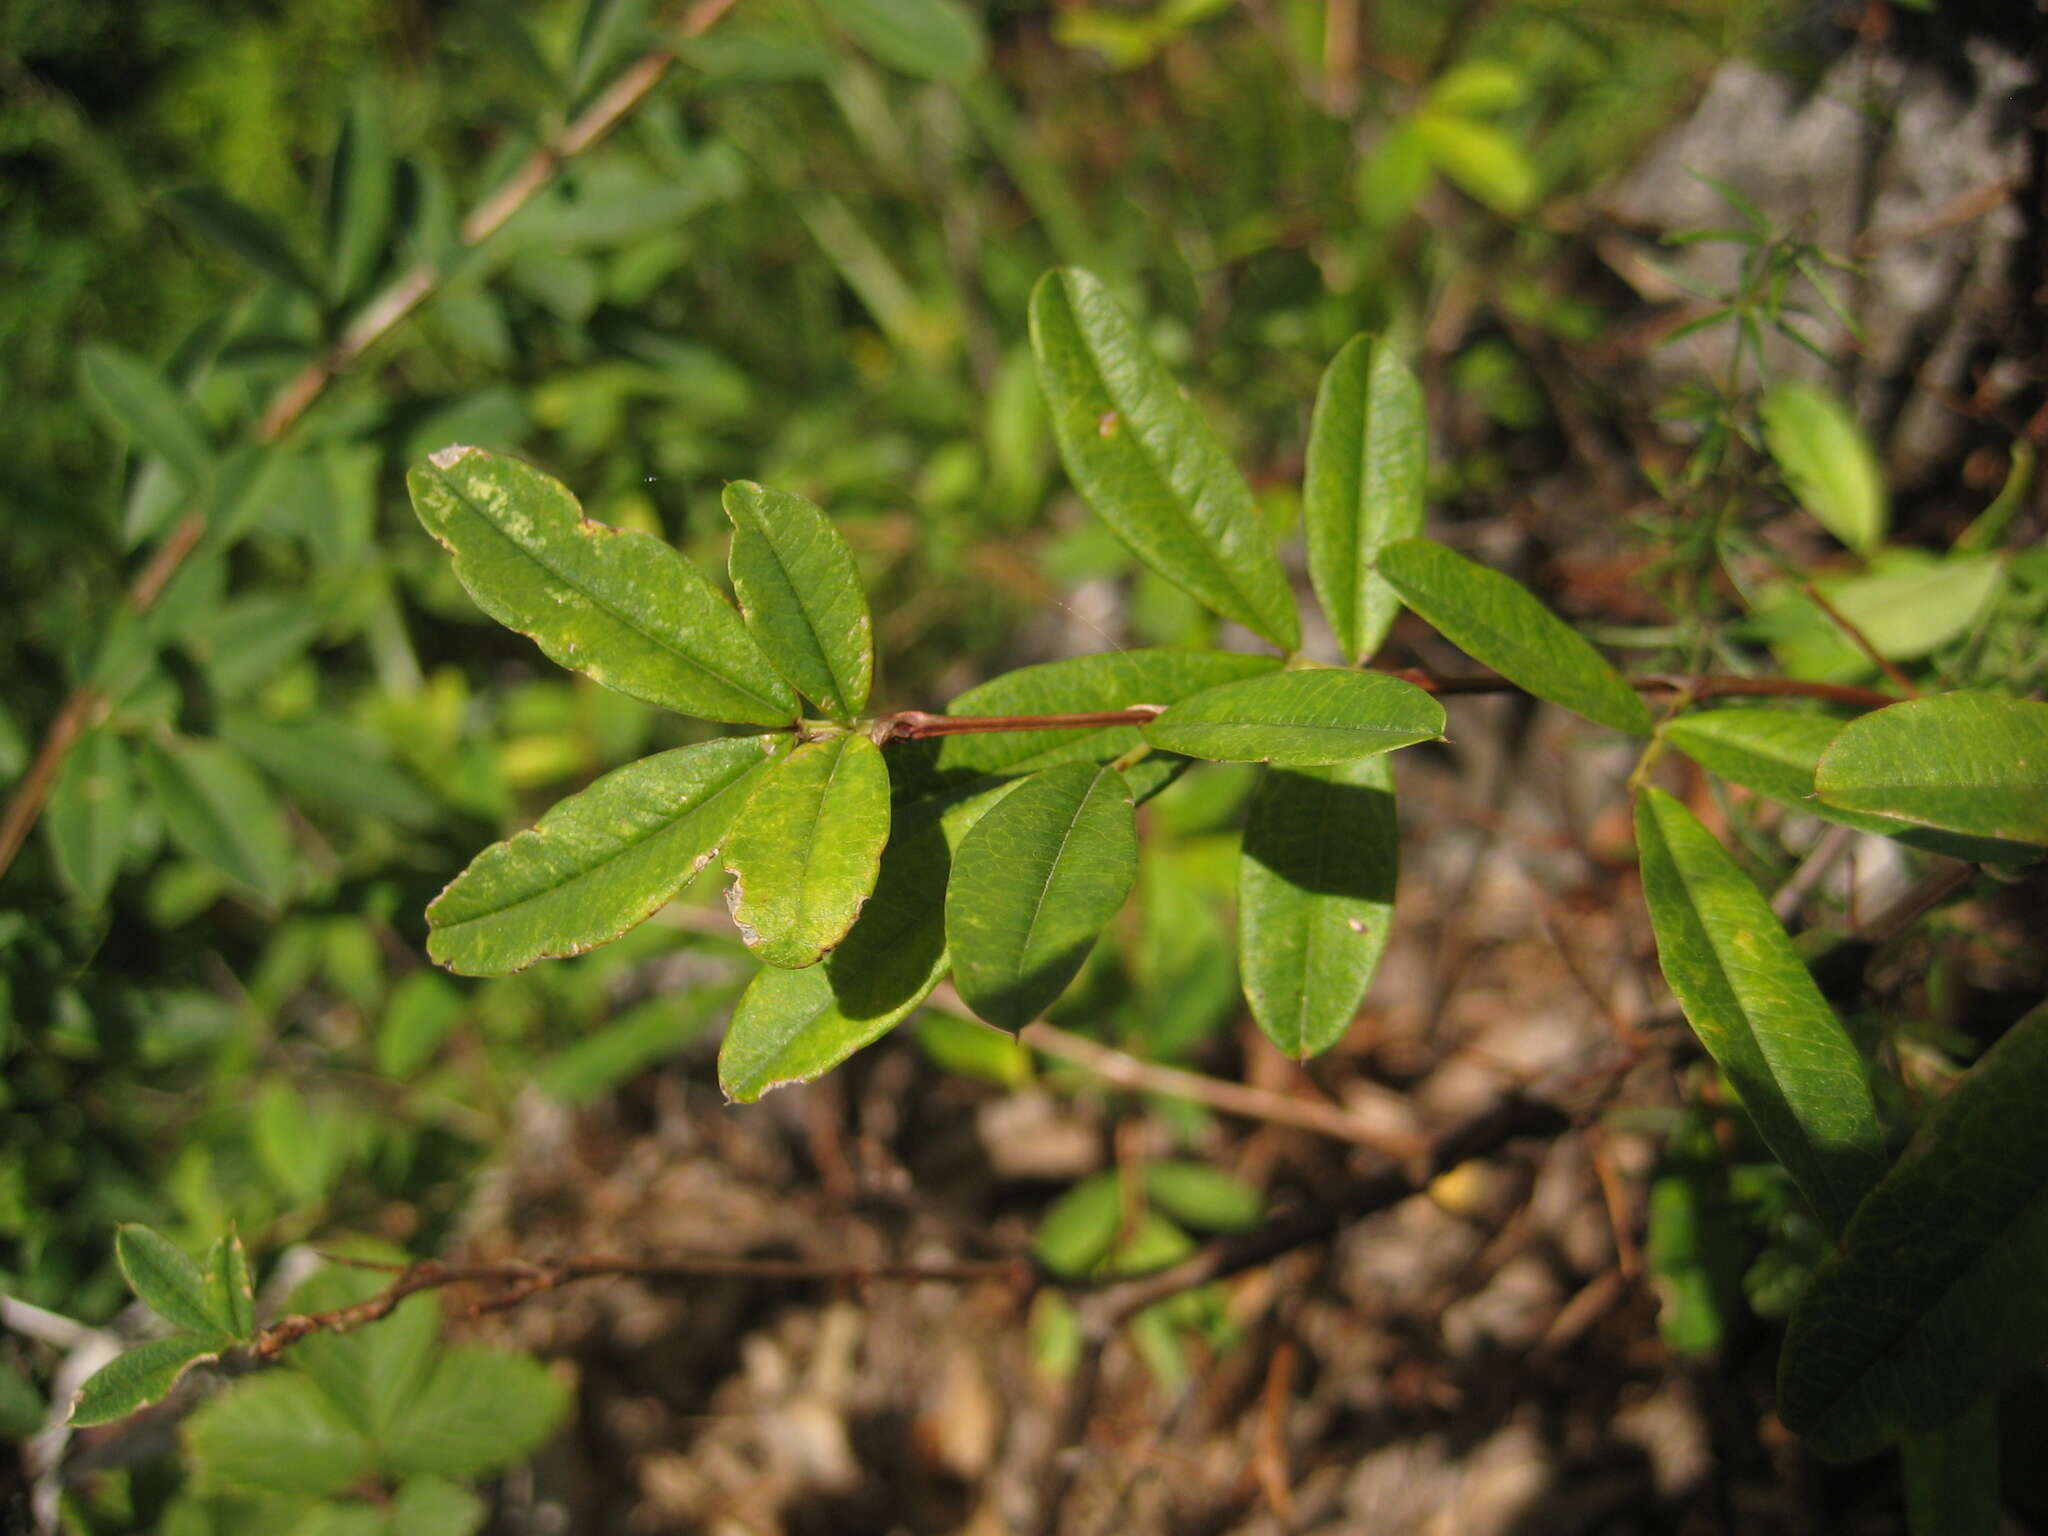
left=1815, top=693, right=2048, bottom=848
left=186, top=1373, right=377, bottom=1498
left=724, top=481, right=872, bottom=719
left=408, top=447, right=798, bottom=726
left=381, top=1345, right=568, bottom=1479
left=1029, top=268, right=1299, bottom=650
left=1143, top=667, right=1442, bottom=765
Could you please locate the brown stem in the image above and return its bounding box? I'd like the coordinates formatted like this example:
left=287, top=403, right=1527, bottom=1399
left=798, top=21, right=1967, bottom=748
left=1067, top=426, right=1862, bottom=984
left=1797, top=580, right=1919, bottom=698
left=872, top=706, right=1165, bottom=743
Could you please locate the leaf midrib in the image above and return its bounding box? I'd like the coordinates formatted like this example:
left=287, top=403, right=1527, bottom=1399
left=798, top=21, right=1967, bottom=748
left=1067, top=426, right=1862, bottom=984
left=1012, top=772, right=1101, bottom=982
left=744, top=520, right=855, bottom=715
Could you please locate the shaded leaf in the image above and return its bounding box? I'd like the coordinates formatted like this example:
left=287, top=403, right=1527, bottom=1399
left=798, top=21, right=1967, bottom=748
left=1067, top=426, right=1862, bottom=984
left=1634, top=788, right=1887, bottom=1235
left=724, top=481, right=872, bottom=718
left=1901, top=1400, right=2000, bottom=1536
left=288, top=1266, right=439, bottom=1447
left=1238, top=755, right=1396, bottom=1057
left=80, top=344, right=213, bottom=491
left=947, top=762, right=1138, bottom=1030
left=427, top=733, right=783, bottom=975
left=1378, top=538, right=1651, bottom=733
left=1780, top=1003, right=2048, bottom=1460
left=220, top=713, right=439, bottom=830
left=1304, top=335, right=1426, bottom=663
left=392, top=1478, right=487, bottom=1536
left=1815, top=693, right=2048, bottom=848
left=723, top=732, right=890, bottom=967
left=817, top=0, right=986, bottom=81
left=186, top=1372, right=377, bottom=1498
left=138, top=736, right=297, bottom=907
left=377, top=971, right=466, bottom=1079
left=163, top=187, right=318, bottom=297
left=1761, top=381, right=1886, bottom=554
left=46, top=728, right=133, bottom=907
left=1029, top=268, right=1300, bottom=650
left=1143, top=668, right=1443, bottom=765
left=381, top=1346, right=569, bottom=1478
left=1142, top=1162, right=1263, bottom=1232
left=325, top=89, right=394, bottom=305
left=571, top=0, right=649, bottom=96
left=408, top=447, right=798, bottom=725
left=70, top=1335, right=222, bottom=1427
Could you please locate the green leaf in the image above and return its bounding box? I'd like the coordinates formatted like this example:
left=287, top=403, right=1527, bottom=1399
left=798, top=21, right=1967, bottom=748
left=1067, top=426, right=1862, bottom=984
left=1237, top=756, right=1397, bottom=1058
left=571, top=0, right=649, bottom=96
left=427, top=733, right=782, bottom=976
left=1142, top=1162, right=1263, bottom=1232
left=382, top=1346, right=568, bottom=1479
left=1033, top=1172, right=1122, bottom=1277
left=722, top=733, right=891, bottom=968
left=80, top=344, right=213, bottom=491
left=186, top=1373, right=377, bottom=1498
left=935, top=649, right=1279, bottom=777
left=1142, top=667, right=1443, bottom=765
left=1760, top=381, right=1887, bottom=554
left=46, top=728, right=133, bottom=907
left=1752, top=552, right=2005, bottom=682
left=816, top=0, right=986, bottom=81
left=1780, top=1002, right=2048, bottom=1460
left=1425, top=61, right=1527, bottom=115
left=377, top=971, right=466, bottom=1079
left=205, top=1232, right=255, bottom=1341
left=70, top=1335, right=224, bottom=1427
left=391, top=1478, right=487, bottom=1536
left=718, top=779, right=1019, bottom=1100
left=1413, top=112, right=1538, bottom=215
left=1901, top=1400, right=2000, bottom=1536
left=117, top=1224, right=237, bottom=1338
left=723, top=481, right=873, bottom=719
left=163, top=187, right=319, bottom=297
left=220, top=713, right=439, bottom=830
left=1663, top=707, right=2038, bottom=865
left=325, top=89, right=394, bottom=305
left=138, top=736, right=297, bottom=908
left=1377, top=538, right=1652, bottom=733
left=407, top=447, right=798, bottom=726
left=288, top=1266, right=439, bottom=1446
left=913, top=1010, right=1032, bottom=1087
left=1634, top=788, right=1888, bottom=1235
left=1303, top=335, right=1426, bottom=663
left=946, top=761, right=1138, bottom=1030
left=1814, top=693, right=2048, bottom=848
left=1029, top=269, right=1300, bottom=650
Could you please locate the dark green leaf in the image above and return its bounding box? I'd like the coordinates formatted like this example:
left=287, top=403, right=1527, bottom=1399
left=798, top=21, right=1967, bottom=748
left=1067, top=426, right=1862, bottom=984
left=816, top=0, right=986, bottom=81
left=1303, top=335, right=1425, bottom=663
left=1760, top=381, right=1886, bottom=554
left=571, top=0, right=649, bottom=96
left=186, top=1373, right=377, bottom=1497
left=70, top=1335, right=224, bottom=1427
left=1901, top=1400, right=2000, bottom=1536
left=1143, top=668, right=1443, bottom=765
left=206, top=1231, right=255, bottom=1341
left=80, top=344, right=213, bottom=491
left=220, top=713, right=439, bottom=830
left=1780, top=1002, right=2048, bottom=1460
left=1029, top=269, right=1300, bottom=650
left=382, top=1345, right=568, bottom=1478
left=1815, top=693, right=2048, bottom=848
left=724, top=481, right=872, bottom=719
left=1378, top=538, right=1652, bottom=733
left=46, top=729, right=133, bottom=907
left=947, top=761, right=1138, bottom=1030
left=427, top=734, right=784, bottom=975
left=722, top=732, right=891, bottom=968
left=1237, top=756, right=1396, bottom=1057
left=163, top=187, right=318, bottom=297
left=325, top=90, right=394, bottom=305
left=408, top=447, right=799, bottom=725
left=1634, top=788, right=1887, bottom=1236
left=138, top=736, right=297, bottom=907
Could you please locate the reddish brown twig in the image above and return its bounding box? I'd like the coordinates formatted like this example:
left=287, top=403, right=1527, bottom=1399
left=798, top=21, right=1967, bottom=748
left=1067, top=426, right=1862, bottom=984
left=871, top=705, right=1165, bottom=743
left=1797, top=581, right=1919, bottom=698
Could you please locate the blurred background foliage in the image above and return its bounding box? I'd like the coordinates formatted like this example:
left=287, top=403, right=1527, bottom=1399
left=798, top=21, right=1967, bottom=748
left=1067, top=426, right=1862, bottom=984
left=3, top=0, right=2039, bottom=1527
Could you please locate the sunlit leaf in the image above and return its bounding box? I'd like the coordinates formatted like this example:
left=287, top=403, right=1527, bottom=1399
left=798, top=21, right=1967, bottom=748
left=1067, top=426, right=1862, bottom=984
left=1143, top=667, right=1443, bottom=765
left=70, top=1335, right=224, bottom=1427
left=1814, top=693, right=2048, bottom=847
left=1414, top=112, right=1537, bottom=215
left=724, top=481, right=872, bottom=719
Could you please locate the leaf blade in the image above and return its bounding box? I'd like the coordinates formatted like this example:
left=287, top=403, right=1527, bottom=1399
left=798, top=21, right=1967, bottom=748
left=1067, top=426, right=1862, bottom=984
left=724, top=481, right=873, bottom=718
left=1814, top=693, right=2048, bottom=847
left=137, top=737, right=298, bottom=909
left=70, top=1335, right=224, bottom=1427
left=816, top=0, right=986, bottom=81
left=79, top=344, right=213, bottom=491
left=1142, top=668, right=1443, bottom=765
left=1760, top=381, right=1887, bottom=554
left=46, top=728, right=133, bottom=908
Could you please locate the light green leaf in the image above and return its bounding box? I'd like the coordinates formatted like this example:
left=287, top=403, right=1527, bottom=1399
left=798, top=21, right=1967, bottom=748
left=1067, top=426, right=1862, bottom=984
left=946, top=762, right=1138, bottom=1030
left=1032, top=1172, right=1121, bottom=1277
left=220, top=713, right=439, bottom=830
left=186, top=1373, right=377, bottom=1498
left=1304, top=335, right=1426, bottom=663
left=80, top=344, right=213, bottom=491
left=1238, top=755, right=1397, bottom=1058
left=407, top=447, right=798, bottom=725
left=1143, top=668, right=1443, bottom=765
left=325, top=89, right=393, bottom=305
left=391, top=1478, right=487, bottom=1536
left=288, top=1267, right=440, bottom=1446
left=913, top=1011, right=1032, bottom=1087
left=1814, top=693, right=2048, bottom=847
left=1414, top=112, right=1538, bottom=215
left=70, top=1335, right=224, bottom=1427
left=1780, top=1002, right=2048, bottom=1460
left=1761, top=380, right=1887, bottom=554
left=723, top=481, right=872, bottom=719
left=1634, top=788, right=1888, bottom=1236
left=1663, top=707, right=2038, bottom=865
left=722, top=733, right=890, bottom=968
left=1029, top=269, right=1300, bottom=650
left=205, top=1231, right=255, bottom=1341
left=1901, top=1400, right=2000, bottom=1536
left=377, top=971, right=466, bottom=1079
left=718, top=779, right=1019, bottom=1100
left=118, top=1224, right=238, bottom=1338
left=816, top=0, right=986, bottom=81
left=1378, top=538, right=1652, bottom=733
left=138, top=736, right=297, bottom=908
left=1752, top=552, right=2005, bottom=682
left=571, top=0, right=649, bottom=96
left=1142, top=1162, right=1263, bottom=1232
left=935, top=649, right=1279, bottom=777
left=381, top=1346, right=569, bottom=1479
left=46, top=728, right=133, bottom=907
left=427, top=734, right=782, bottom=976
left=163, top=187, right=319, bottom=297
left=1425, top=61, right=1527, bottom=115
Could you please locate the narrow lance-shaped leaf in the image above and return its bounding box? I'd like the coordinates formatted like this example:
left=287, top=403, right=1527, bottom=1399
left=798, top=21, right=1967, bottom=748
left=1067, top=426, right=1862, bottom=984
left=325, top=89, right=394, bottom=305
left=1304, top=335, right=1425, bottom=663
left=816, top=0, right=987, bottom=82
left=139, top=736, right=297, bottom=908
left=80, top=344, right=213, bottom=491
left=724, top=481, right=872, bottom=719
left=205, top=1231, right=255, bottom=1341
left=185, top=1373, right=377, bottom=1498
left=1815, top=692, right=2048, bottom=848
left=722, top=733, right=890, bottom=968
left=1779, top=1002, right=2048, bottom=1461
left=46, top=728, right=133, bottom=908
left=408, top=447, right=799, bottom=726
left=428, top=733, right=783, bottom=976
left=71, top=1335, right=227, bottom=1427
left=1760, top=380, right=1886, bottom=555
left=947, top=761, right=1139, bottom=1030
left=1238, top=755, right=1397, bottom=1058
left=1029, top=268, right=1300, bottom=650
left=1634, top=788, right=1887, bottom=1236
left=1900, top=1401, right=2000, bottom=1536
left=1378, top=538, right=1652, bottom=734
left=1143, top=668, right=1443, bottom=766
left=163, top=187, right=320, bottom=298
